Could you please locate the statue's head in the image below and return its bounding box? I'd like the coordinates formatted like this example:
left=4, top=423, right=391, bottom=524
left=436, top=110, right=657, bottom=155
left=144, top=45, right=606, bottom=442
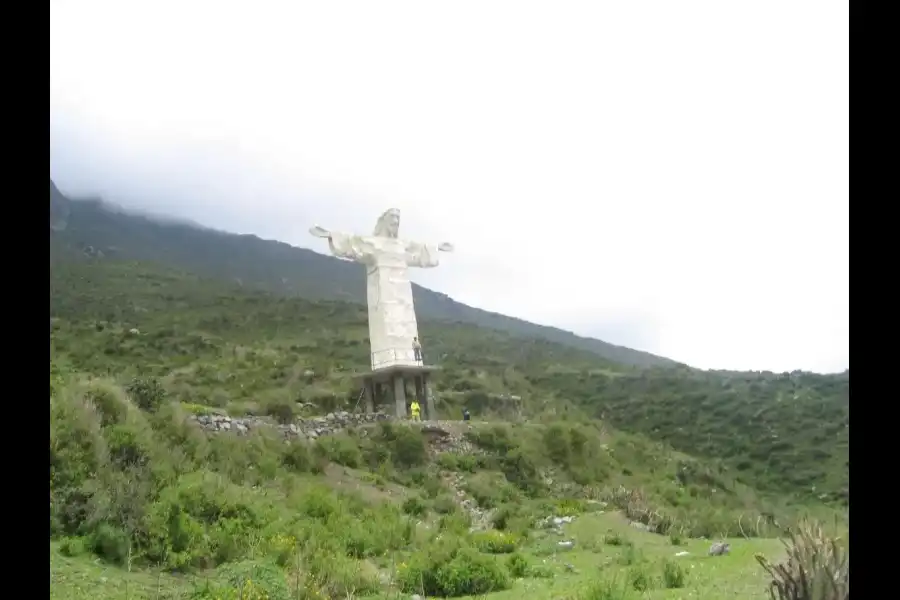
left=373, top=208, right=401, bottom=238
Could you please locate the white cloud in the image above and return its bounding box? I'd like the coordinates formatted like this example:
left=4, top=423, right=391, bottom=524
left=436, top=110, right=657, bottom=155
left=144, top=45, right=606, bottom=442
left=50, top=0, right=849, bottom=372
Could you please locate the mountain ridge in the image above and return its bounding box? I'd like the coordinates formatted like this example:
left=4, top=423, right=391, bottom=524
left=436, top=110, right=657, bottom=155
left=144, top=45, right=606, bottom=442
left=50, top=180, right=682, bottom=368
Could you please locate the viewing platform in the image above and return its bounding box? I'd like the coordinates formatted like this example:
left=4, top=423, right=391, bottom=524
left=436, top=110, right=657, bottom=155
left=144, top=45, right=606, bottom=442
left=353, top=350, right=438, bottom=419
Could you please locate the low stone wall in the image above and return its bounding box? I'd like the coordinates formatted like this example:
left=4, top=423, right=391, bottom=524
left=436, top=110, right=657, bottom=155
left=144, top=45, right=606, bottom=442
left=191, top=410, right=391, bottom=439
left=189, top=411, right=482, bottom=452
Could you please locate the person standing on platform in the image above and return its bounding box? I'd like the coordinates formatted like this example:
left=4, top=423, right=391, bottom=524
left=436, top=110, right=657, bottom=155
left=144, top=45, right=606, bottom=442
left=412, top=337, right=423, bottom=364
left=410, top=399, right=421, bottom=422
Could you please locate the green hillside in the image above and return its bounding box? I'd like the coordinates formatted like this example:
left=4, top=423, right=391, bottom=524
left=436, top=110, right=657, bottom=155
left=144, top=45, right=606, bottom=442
left=50, top=251, right=848, bottom=505
left=50, top=183, right=679, bottom=368
left=50, top=237, right=849, bottom=598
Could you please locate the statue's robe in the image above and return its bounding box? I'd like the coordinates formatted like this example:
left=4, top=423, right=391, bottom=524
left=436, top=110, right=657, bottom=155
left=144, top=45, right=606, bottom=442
left=328, top=232, right=441, bottom=369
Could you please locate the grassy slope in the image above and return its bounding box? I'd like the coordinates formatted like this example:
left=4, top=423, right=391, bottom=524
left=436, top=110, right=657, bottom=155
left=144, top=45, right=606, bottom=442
left=50, top=253, right=848, bottom=504
left=51, top=192, right=678, bottom=368
left=51, top=511, right=789, bottom=600
left=49, top=255, right=848, bottom=598
left=50, top=376, right=813, bottom=599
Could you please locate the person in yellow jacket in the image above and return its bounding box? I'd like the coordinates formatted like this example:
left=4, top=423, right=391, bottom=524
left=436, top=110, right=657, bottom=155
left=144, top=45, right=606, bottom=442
left=410, top=400, right=421, bottom=422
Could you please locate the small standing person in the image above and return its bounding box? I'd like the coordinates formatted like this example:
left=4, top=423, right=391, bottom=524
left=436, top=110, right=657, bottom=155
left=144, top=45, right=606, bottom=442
left=410, top=399, right=421, bottom=422
left=412, top=337, right=423, bottom=364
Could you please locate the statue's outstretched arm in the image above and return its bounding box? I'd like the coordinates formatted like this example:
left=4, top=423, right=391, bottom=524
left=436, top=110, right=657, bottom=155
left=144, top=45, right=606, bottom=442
left=310, top=226, right=373, bottom=263
left=406, top=241, right=453, bottom=268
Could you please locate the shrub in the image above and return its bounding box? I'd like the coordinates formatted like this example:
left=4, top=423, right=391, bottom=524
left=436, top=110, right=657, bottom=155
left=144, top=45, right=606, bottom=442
left=397, top=541, right=511, bottom=597
left=470, top=530, right=518, bottom=554
left=506, top=552, right=529, bottom=578
left=499, top=449, right=544, bottom=496
left=577, top=578, right=632, bottom=600
left=755, top=520, right=849, bottom=600
left=126, top=376, right=167, bottom=412
left=191, top=560, right=291, bottom=600
left=303, top=545, right=382, bottom=597
left=465, top=425, right=517, bottom=454
left=313, top=435, right=362, bottom=468
left=439, top=512, right=472, bottom=535
left=492, top=504, right=533, bottom=536
left=90, top=522, right=131, bottom=566
left=661, top=559, right=687, bottom=588
left=627, top=562, right=654, bottom=591
left=85, top=382, right=131, bottom=426
left=281, top=442, right=311, bottom=473
left=603, top=531, right=629, bottom=547
left=264, top=398, right=294, bottom=424
left=59, top=536, right=88, bottom=557
left=370, top=422, right=428, bottom=469
left=555, top=497, right=588, bottom=516
left=432, top=495, right=458, bottom=514
left=402, top=495, right=428, bottom=517
left=465, top=480, right=502, bottom=509
left=543, top=424, right=571, bottom=464
left=529, top=564, right=555, bottom=579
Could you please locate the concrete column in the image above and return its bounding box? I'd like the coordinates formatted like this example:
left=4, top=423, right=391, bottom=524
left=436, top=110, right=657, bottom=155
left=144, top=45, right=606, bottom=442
left=393, top=375, right=407, bottom=418
left=423, top=375, right=436, bottom=421
left=414, top=376, right=425, bottom=420
left=363, top=380, right=375, bottom=414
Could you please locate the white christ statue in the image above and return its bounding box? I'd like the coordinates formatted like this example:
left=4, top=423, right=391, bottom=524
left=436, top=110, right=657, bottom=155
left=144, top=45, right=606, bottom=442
left=310, top=208, right=453, bottom=370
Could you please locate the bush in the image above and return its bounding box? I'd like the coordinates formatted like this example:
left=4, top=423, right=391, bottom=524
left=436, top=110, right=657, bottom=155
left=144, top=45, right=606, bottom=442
left=302, top=546, right=382, bottom=598
left=85, top=382, right=131, bottom=426
left=465, top=479, right=503, bottom=509
left=313, top=435, right=362, bottom=468
left=506, top=552, right=529, bottom=578
left=371, top=422, right=428, bottom=469
left=192, top=560, right=291, bottom=600
left=555, top=497, right=588, bottom=516
left=471, top=530, right=518, bottom=554
left=491, top=504, right=533, bottom=536
left=439, top=512, right=473, bottom=535
left=402, top=495, right=428, bottom=517
left=755, top=520, right=849, bottom=600
left=499, top=449, right=544, bottom=496
left=661, top=559, right=687, bottom=588
left=543, top=424, right=571, bottom=464
left=264, top=398, right=295, bottom=424
left=627, top=563, right=654, bottom=591
left=603, top=531, right=629, bottom=547
left=126, top=376, right=167, bottom=412
left=281, top=442, right=311, bottom=473
left=59, top=536, right=88, bottom=557
left=90, top=522, right=131, bottom=566
left=466, top=425, right=517, bottom=454
left=397, top=541, right=511, bottom=597
left=577, top=578, right=632, bottom=600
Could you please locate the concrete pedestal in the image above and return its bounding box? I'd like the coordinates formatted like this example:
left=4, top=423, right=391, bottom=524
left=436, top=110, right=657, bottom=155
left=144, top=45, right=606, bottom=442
left=354, top=365, right=439, bottom=420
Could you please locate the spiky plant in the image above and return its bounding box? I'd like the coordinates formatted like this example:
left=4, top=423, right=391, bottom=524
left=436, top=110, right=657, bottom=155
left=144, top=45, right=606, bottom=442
left=755, top=520, right=848, bottom=600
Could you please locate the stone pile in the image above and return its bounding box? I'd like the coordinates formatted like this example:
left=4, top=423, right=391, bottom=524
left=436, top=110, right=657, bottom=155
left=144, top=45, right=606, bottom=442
left=191, top=410, right=391, bottom=439
left=420, top=424, right=481, bottom=455
left=442, top=471, right=494, bottom=531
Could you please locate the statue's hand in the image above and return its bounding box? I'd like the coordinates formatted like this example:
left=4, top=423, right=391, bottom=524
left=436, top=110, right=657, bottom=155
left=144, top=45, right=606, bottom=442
left=438, top=242, right=454, bottom=252
left=309, top=226, right=330, bottom=239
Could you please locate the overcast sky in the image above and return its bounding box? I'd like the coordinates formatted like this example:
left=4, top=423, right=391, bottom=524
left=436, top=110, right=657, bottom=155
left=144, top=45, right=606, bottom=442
left=50, top=1, right=849, bottom=373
